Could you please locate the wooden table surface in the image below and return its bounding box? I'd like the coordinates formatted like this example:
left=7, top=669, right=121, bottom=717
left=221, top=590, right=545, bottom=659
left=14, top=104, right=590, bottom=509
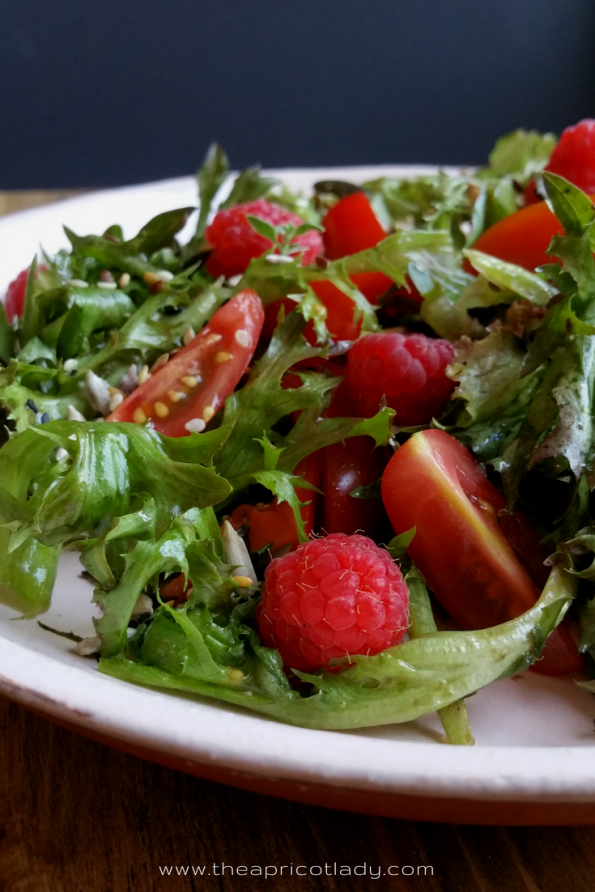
left=1, top=191, right=595, bottom=892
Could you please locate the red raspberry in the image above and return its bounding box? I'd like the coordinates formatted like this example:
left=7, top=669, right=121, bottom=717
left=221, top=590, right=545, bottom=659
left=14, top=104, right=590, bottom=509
left=346, top=332, right=455, bottom=425
left=257, top=533, right=409, bottom=672
left=205, top=198, right=322, bottom=279
left=4, top=264, right=47, bottom=323
left=525, top=120, right=595, bottom=204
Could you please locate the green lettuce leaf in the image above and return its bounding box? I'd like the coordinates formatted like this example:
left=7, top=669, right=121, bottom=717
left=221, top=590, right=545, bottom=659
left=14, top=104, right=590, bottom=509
left=480, top=129, right=556, bottom=186
left=0, top=421, right=231, bottom=550
left=99, top=566, right=575, bottom=730
left=447, top=327, right=544, bottom=461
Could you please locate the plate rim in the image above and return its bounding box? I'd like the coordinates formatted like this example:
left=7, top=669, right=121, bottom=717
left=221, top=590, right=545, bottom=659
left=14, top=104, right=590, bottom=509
left=2, top=169, right=595, bottom=810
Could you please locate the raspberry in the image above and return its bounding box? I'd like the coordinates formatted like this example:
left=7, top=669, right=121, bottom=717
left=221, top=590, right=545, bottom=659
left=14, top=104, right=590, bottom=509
left=257, top=533, right=409, bottom=671
left=346, top=332, right=454, bottom=425
left=545, top=120, right=595, bottom=194
left=205, top=198, right=322, bottom=279
left=525, top=120, right=595, bottom=204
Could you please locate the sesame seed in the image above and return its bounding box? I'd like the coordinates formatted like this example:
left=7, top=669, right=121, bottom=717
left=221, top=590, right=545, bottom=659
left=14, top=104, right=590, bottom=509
left=99, top=269, right=115, bottom=283
left=232, top=575, right=253, bottom=588
left=143, top=271, right=161, bottom=286
left=235, top=329, right=251, bottom=348
left=118, top=272, right=131, bottom=288
left=205, top=333, right=222, bottom=345
left=68, top=433, right=77, bottom=441
left=150, top=280, right=163, bottom=294
left=55, top=447, right=69, bottom=462
left=227, top=274, right=243, bottom=287
left=25, top=398, right=39, bottom=413
left=154, top=401, right=169, bottom=418
left=265, top=254, right=294, bottom=265
left=150, top=353, right=169, bottom=372
left=181, top=375, right=198, bottom=388
left=215, top=351, right=232, bottom=363
left=138, top=365, right=151, bottom=385
left=157, top=270, right=174, bottom=282
left=98, top=281, right=117, bottom=290
left=183, top=326, right=196, bottom=346
left=109, top=392, right=124, bottom=412
left=184, top=418, right=206, bottom=433
left=202, top=405, right=215, bottom=422
left=67, top=278, right=89, bottom=288
left=39, top=412, right=50, bottom=424
left=132, top=408, right=147, bottom=424
left=63, top=358, right=78, bottom=373
left=168, top=390, right=186, bottom=402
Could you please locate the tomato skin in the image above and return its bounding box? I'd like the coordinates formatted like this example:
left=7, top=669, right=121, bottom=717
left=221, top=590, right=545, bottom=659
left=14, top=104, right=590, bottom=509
left=108, top=289, right=264, bottom=435
left=229, top=453, right=322, bottom=554
left=322, top=192, right=393, bottom=304
left=322, top=437, right=389, bottom=538
left=323, top=192, right=387, bottom=260
left=160, top=573, right=191, bottom=605
left=310, top=280, right=362, bottom=340
left=469, top=194, right=595, bottom=272
left=4, top=264, right=47, bottom=323
left=381, top=430, right=540, bottom=630
left=530, top=622, right=585, bottom=676
left=470, top=202, right=563, bottom=272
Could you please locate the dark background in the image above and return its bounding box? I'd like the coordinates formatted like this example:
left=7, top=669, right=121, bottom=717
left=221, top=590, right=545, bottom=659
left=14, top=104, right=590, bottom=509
left=1, top=0, right=594, bottom=189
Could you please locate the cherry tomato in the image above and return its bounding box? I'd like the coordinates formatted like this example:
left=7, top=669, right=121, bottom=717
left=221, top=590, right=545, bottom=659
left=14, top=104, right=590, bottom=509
left=530, top=621, right=585, bottom=676
left=229, top=453, right=322, bottom=554
left=309, top=280, right=363, bottom=340
left=4, top=264, right=47, bottom=323
left=469, top=194, right=595, bottom=272
left=323, top=192, right=388, bottom=260
left=381, top=429, right=540, bottom=630
left=322, top=437, right=389, bottom=538
left=322, top=192, right=393, bottom=303
left=108, top=289, right=264, bottom=435
left=469, top=202, right=563, bottom=272
left=263, top=287, right=365, bottom=343
left=160, top=573, right=191, bottom=605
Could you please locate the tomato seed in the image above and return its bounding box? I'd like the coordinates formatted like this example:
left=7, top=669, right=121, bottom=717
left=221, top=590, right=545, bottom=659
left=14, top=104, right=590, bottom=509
left=215, top=351, right=232, bottom=363
left=181, top=375, right=198, bottom=388
left=132, top=408, right=147, bottom=424
left=168, top=390, right=185, bottom=402
left=202, top=405, right=215, bottom=422
left=154, top=401, right=169, bottom=418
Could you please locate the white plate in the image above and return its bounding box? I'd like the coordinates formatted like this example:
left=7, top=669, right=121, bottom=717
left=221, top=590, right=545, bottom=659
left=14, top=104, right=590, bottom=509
left=2, top=169, right=595, bottom=824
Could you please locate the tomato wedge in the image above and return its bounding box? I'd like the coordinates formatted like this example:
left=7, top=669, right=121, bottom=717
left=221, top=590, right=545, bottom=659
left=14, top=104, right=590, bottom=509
left=229, top=453, right=322, bottom=554
left=469, top=194, right=595, bottom=273
left=322, top=192, right=393, bottom=304
left=381, top=430, right=540, bottom=629
left=469, top=202, right=563, bottom=271
left=108, top=289, right=264, bottom=436
left=323, top=192, right=388, bottom=260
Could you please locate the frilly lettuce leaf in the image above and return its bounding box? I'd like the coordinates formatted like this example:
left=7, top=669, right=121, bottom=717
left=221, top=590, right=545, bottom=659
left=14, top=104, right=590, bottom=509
left=99, top=566, right=575, bottom=730
left=447, top=327, right=544, bottom=461
left=479, top=129, right=556, bottom=186
left=0, top=421, right=231, bottom=551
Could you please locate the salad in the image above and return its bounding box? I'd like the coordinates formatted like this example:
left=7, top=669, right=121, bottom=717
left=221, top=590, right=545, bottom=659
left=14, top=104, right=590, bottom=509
left=2, top=121, right=595, bottom=747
